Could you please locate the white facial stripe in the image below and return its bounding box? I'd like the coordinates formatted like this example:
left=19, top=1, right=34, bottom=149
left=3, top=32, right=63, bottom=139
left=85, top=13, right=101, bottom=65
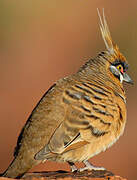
left=110, top=65, right=123, bottom=84
left=120, top=73, right=123, bottom=83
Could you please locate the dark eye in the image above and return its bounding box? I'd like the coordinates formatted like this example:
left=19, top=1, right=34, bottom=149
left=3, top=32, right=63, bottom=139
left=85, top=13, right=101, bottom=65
left=116, top=64, right=123, bottom=73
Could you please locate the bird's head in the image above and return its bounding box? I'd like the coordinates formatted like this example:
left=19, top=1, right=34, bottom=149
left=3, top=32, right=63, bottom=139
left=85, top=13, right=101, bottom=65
left=97, top=9, right=133, bottom=85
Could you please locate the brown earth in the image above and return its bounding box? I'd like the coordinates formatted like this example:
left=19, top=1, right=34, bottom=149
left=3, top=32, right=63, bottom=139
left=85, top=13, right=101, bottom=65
left=0, top=170, right=127, bottom=180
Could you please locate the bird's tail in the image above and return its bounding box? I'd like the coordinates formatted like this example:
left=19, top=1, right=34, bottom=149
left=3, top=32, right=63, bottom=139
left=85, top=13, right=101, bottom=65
left=2, top=155, right=38, bottom=179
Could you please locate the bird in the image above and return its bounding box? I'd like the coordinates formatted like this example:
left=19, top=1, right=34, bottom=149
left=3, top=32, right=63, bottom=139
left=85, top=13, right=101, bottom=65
left=2, top=9, right=133, bottom=179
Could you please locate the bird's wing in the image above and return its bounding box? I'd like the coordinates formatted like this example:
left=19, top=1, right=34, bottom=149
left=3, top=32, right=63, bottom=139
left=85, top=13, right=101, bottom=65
left=35, top=81, right=117, bottom=160
left=34, top=104, right=90, bottom=160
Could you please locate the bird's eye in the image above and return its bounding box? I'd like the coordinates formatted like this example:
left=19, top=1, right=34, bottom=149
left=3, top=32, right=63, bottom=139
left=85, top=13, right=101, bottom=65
left=116, top=64, right=123, bottom=73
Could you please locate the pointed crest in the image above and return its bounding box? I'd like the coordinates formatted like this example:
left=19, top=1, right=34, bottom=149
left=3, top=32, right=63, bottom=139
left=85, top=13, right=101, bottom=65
left=97, top=8, right=114, bottom=54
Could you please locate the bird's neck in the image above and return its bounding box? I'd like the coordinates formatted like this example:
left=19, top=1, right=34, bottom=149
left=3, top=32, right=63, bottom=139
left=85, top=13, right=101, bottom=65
left=76, top=61, right=126, bottom=100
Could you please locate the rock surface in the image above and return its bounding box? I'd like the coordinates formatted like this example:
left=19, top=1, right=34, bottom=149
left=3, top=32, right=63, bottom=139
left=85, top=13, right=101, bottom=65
left=0, top=170, right=127, bottom=180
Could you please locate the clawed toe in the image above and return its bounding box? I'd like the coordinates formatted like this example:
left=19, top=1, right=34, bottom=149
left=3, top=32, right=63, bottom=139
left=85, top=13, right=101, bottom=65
left=71, top=166, right=78, bottom=172
left=68, top=161, right=78, bottom=172
left=79, top=160, right=106, bottom=172
left=90, top=166, right=106, bottom=171
left=79, top=166, right=105, bottom=172
left=68, top=160, right=106, bottom=173
left=79, top=167, right=88, bottom=172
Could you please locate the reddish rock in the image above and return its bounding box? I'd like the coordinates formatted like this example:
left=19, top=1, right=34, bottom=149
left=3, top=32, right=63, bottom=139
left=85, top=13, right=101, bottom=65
left=0, top=170, right=127, bottom=180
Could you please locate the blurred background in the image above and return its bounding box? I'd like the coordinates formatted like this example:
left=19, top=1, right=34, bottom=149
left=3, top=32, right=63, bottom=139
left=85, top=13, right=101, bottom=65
left=0, top=0, right=137, bottom=179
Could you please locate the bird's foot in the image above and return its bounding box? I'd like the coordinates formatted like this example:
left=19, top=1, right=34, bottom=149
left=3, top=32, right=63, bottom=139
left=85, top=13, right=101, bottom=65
left=79, top=160, right=106, bottom=172
left=68, top=161, right=78, bottom=172
left=71, top=165, right=78, bottom=172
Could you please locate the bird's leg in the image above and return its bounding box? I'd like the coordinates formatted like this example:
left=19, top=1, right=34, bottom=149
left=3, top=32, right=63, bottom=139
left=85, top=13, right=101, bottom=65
left=68, top=161, right=78, bottom=172
left=79, top=160, right=106, bottom=172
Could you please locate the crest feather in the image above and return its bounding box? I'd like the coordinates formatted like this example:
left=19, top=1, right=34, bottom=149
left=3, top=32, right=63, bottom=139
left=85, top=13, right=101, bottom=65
left=97, top=8, right=114, bottom=54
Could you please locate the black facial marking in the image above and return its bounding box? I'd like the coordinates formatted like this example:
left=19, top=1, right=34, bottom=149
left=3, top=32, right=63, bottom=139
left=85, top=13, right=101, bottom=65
left=112, top=59, right=128, bottom=72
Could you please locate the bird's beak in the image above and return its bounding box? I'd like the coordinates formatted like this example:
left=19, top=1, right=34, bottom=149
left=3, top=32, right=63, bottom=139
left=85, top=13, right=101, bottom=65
left=123, top=73, right=133, bottom=84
